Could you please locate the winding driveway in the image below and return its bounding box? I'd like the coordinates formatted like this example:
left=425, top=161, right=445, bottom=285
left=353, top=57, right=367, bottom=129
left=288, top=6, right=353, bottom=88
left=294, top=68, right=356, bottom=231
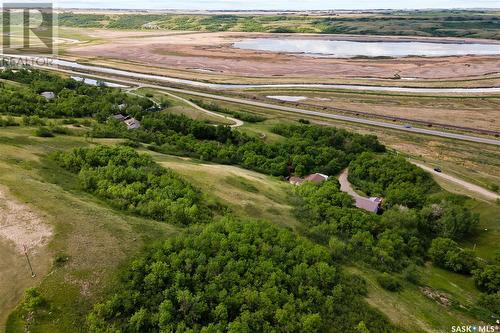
left=158, top=91, right=244, bottom=128
left=126, top=87, right=243, bottom=128
left=338, top=169, right=380, bottom=212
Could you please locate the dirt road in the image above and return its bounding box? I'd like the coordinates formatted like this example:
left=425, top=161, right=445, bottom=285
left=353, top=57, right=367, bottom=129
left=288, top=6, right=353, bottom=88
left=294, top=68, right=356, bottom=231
left=158, top=91, right=244, bottom=128
left=412, top=162, right=500, bottom=201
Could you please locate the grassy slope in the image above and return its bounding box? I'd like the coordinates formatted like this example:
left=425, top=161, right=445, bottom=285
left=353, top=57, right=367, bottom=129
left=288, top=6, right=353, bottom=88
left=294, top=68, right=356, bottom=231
left=146, top=152, right=300, bottom=230
left=0, top=128, right=177, bottom=332
left=135, top=88, right=234, bottom=125
left=348, top=266, right=479, bottom=333
left=0, top=125, right=297, bottom=331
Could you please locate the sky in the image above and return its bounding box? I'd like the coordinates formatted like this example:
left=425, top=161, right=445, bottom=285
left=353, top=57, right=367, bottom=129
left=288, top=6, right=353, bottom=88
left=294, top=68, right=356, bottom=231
left=43, top=0, right=500, bottom=10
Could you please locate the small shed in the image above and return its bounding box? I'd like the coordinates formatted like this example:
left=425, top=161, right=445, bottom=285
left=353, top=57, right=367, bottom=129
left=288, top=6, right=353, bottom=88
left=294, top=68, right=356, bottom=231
left=289, top=176, right=305, bottom=186
left=40, top=91, right=55, bottom=100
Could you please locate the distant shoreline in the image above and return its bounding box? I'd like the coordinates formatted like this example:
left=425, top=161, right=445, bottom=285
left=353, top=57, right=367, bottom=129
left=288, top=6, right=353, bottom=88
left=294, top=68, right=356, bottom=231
left=54, top=8, right=500, bottom=15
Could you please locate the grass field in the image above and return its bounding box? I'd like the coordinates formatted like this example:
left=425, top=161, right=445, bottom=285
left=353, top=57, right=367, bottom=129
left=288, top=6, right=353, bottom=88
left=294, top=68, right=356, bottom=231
left=147, top=152, right=300, bottom=229
left=133, top=88, right=234, bottom=125
left=0, top=127, right=178, bottom=332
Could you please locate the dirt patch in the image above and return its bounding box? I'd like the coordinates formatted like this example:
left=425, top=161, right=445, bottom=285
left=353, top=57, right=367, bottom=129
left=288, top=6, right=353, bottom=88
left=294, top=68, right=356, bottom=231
left=420, top=286, right=452, bottom=307
left=0, top=186, right=53, bottom=254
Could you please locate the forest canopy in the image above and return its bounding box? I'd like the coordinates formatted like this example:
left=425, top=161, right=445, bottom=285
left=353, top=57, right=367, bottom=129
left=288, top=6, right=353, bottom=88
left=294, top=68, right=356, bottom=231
left=87, top=218, right=396, bottom=333
left=52, top=146, right=212, bottom=226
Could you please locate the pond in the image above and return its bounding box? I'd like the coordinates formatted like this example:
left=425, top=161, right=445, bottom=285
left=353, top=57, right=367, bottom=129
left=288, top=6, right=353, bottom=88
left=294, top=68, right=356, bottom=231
left=71, top=76, right=128, bottom=88
left=233, top=38, right=500, bottom=58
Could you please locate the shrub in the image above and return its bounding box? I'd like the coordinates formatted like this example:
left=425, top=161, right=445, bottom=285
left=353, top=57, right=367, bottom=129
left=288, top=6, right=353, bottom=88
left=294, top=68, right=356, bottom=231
left=52, top=146, right=211, bottom=226
left=119, top=139, right=141, bottom=148
left=473, top=265, right=500, bottom=294
left=377, top=272, right=403, bottom=292
left=0, top=116, right=19, bottom=127
left=402, top=264, right=421, bottom=284
left=428, top=237, right=478, bottom=274
left=477, top=292, right=500, bottom=315
left=51, top=126, right=71, bottom=135
left=54, top=253, right=70, bottom=267
left=35, top=127, right=54, bottom=137
left=23, top=288, right=46, bottom=312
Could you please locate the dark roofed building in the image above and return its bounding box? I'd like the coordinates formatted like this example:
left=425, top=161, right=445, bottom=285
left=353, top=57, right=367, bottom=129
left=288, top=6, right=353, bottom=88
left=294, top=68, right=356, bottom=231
left=304, top=173, right=329, bottom=184
left=124, top=117, right=141, bottom=130
left=112, top=114, right=127, bottom=121
left=355, top=197, right=382, bottom=213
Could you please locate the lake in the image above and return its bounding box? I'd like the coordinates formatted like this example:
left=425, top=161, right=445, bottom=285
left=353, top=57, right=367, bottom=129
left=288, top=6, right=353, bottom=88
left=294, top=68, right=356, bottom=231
left=233, top=39, right=500, bottom=58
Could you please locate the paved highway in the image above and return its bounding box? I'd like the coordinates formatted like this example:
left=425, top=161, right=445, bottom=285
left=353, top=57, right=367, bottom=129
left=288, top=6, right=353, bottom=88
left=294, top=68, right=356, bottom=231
left=40, top=67, right=500, bottom=147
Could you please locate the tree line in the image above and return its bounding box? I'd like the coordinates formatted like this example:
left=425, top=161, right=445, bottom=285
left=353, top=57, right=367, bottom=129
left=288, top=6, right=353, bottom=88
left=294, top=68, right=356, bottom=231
left=91, top=112, right=385, bottom=178
left=0, top=68, right=153, bottom=119
left=52, top=146, right=212, bottom=226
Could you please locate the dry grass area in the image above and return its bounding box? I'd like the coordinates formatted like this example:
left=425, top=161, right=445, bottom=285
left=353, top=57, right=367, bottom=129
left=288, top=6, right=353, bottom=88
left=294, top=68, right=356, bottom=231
left=0, top=185, right=53, bottom=330
left=246, top=90, right=500, bottom=131
left=148, top=152, right=300, bottom=229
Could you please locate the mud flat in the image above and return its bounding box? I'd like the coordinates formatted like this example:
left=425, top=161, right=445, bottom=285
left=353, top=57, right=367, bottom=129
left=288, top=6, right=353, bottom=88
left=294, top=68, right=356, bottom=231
left=65, top=31, right=500, bottom=82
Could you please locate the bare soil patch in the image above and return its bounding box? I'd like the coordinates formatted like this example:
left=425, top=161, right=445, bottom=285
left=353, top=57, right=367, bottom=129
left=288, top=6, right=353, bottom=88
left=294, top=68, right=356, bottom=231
left=0, top=186, right=52, bottom=254
left=0, top=185, right=53, bottom=330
